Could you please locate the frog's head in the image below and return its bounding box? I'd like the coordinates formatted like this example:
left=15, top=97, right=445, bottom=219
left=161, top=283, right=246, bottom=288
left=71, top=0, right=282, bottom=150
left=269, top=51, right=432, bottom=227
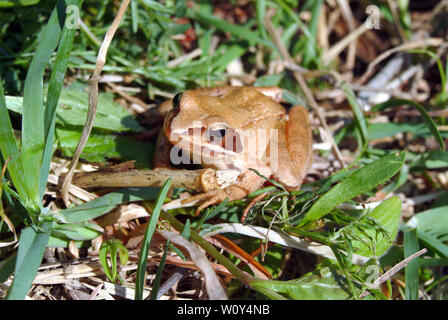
left=163, top=87, right=285, bottom=170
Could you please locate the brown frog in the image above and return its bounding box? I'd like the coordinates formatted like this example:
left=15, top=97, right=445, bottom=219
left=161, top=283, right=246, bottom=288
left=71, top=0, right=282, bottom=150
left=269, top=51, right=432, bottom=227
left=154, top=86, right=313, bottom=215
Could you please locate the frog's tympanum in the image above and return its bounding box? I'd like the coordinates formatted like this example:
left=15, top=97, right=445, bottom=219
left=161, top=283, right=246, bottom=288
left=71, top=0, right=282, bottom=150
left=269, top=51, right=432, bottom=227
left=154, top=86, right=313, bottom=215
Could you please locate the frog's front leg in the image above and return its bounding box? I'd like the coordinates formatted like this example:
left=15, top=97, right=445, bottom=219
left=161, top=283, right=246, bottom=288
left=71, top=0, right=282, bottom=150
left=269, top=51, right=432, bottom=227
left=182, top=169, right=266, bottom=215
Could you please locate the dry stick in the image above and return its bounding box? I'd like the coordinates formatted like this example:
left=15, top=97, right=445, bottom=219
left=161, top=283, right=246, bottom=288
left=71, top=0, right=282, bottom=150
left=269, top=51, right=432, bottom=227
left=61, top=0, right=131, bottom=206
left=430, top=0, right=448, bottom=21
left=361, top=248, right=428, bottom=298
left=72, top=168, right=239, bottom=193
left=387, top=0, right=407, bottom=43
left=356, top=38, right=444, bottom=85
left=166, top=48, right=202, bottom=68
left=264, top=15, right=346, bottom=168
left=106, top=81, right=149, bottom=112
left=336, top=0, right=357, bottom=71
left=322, top=22, right=368, bottom=66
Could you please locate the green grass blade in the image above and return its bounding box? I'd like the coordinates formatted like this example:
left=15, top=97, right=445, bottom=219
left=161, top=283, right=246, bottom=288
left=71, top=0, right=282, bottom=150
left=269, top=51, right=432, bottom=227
left=373, top=99, right=445, bottom=151
left=0, top=252, right=17, bottom=283
left=54, top=187, right=160, bottom=223
left=40, top=0, right=84, bottom=200
left=417, top=231, right=448, bottom=258
left=150, top=239, right=170, bottom=300
left=255, top=0, right=267, bottom=39
left=0, top=0, right=40, bottom=7
left=403, top=228, right=419, bottom=300
left=299, top=152, right=405, bottom=226
left=6, top=220, right=51, bottom=300
left=189, top=9, right=273, bottom=49
left=301, top=0, right=323, bottom=67
left=21, top=2, right=65, bottom=204
left=135, top=178, right=172, bottom=300
left=342, top=82, right=368, bottom=147
left=0, top=81, right=28, bottom=202
left=131, top=0, right=139, bottom=33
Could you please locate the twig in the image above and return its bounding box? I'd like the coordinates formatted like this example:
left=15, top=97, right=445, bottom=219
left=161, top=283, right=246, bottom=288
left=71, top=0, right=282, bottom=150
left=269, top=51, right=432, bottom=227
left=387, top=0, right=407, bottom=43
left=356, top=38, right=444, bottom=85
left=203, top=223, right=369, bottom=266
left=323, top=23, right=368, bottom=67
left=61, top=0, right=131, bottom=206
left=106, top=81, right=148, bottom=113
left=166, top=48, right=202, bottom=68
left=155, top=268, right=188, bottom=300
left=335, top=0, right=358, bottom=70
left=264, top=13, right=346, bottom=168
left=361, top=248, right=427, bottom=298
left=430, top=0, right=448, bottom=20
left=72, top=168, right=240, bottom=192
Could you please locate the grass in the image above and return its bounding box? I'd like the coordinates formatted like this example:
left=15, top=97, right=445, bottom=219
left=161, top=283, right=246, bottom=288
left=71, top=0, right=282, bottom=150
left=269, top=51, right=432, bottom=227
left=0, top=0, right=447, bottom=300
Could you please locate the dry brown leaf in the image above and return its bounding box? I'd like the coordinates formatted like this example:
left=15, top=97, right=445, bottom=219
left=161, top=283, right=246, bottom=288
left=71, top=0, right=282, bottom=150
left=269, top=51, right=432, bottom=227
left=158, top=230, right=228, bottom=300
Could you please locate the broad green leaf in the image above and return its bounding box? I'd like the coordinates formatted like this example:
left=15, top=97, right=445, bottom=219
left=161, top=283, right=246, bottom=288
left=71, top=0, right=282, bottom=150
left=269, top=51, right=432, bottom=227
left=411, top=150, right=448, bottom=169
left=408, top=206, right=448, bottom=237
left=299, top=152, right=406, bottom=226
left=348, top=196, right=402, bottom=257
left=136, top=179, right=172, bottom=300
left=55, top=127, right=153, bottom=168
left=373, top=99, right=445, bottom=151
left=251, top=267, right=354, bottom=300
left=47, top=236, right=85, bottom=248
left=54, top=187, right=160, bottom=223
left=6, top=88, right=142, bottom=132
left=52, top=222, right=102, bottom=241
left=407, top=206, right=448, bottom=259
left=21, top=3, right=64, bottom=204
left=6, top=220, right=51, bottom=300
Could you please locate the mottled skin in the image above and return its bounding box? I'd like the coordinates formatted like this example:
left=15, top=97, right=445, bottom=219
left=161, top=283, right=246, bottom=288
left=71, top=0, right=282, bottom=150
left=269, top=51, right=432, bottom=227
left=154, top=86, right=313, bottom=214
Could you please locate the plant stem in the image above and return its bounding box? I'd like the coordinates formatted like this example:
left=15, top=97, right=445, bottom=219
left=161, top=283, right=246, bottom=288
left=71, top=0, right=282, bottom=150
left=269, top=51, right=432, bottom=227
left=152, top=205, right=254, bottom=286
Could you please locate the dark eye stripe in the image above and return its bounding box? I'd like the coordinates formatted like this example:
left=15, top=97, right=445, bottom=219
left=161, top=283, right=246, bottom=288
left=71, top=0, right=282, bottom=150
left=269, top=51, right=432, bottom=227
left=172, top=92, right=183, bottom=110
left=209, top=129, right=226, bottom=138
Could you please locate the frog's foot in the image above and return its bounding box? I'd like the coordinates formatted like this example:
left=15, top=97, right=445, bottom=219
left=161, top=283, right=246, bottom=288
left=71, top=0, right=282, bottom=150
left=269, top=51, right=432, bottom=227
left=181, top=190, right=227, bottom=216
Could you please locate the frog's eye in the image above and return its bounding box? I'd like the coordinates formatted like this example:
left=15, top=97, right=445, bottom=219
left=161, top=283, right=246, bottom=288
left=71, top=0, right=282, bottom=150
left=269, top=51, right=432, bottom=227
left=206, top=128, right=226, bottom=141
left=172, top=92, right=183, bottom=110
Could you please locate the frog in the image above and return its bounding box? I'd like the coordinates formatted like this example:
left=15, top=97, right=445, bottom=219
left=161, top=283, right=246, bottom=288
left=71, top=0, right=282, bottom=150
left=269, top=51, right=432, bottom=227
left=153, top=86, right=313, bottom=215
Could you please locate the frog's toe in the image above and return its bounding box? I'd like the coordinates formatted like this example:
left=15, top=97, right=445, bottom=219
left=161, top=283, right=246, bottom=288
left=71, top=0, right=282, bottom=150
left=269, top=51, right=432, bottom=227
left=181, top=190, right=227, bottom=216
left=181, top=190, right=219, bottom=204
left=194, top=194, right=225, bottom=216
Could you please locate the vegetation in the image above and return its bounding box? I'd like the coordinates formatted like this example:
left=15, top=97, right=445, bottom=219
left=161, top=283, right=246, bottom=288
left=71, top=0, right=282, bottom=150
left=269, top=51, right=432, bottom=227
left=0, top=0, right=447, bottom=300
